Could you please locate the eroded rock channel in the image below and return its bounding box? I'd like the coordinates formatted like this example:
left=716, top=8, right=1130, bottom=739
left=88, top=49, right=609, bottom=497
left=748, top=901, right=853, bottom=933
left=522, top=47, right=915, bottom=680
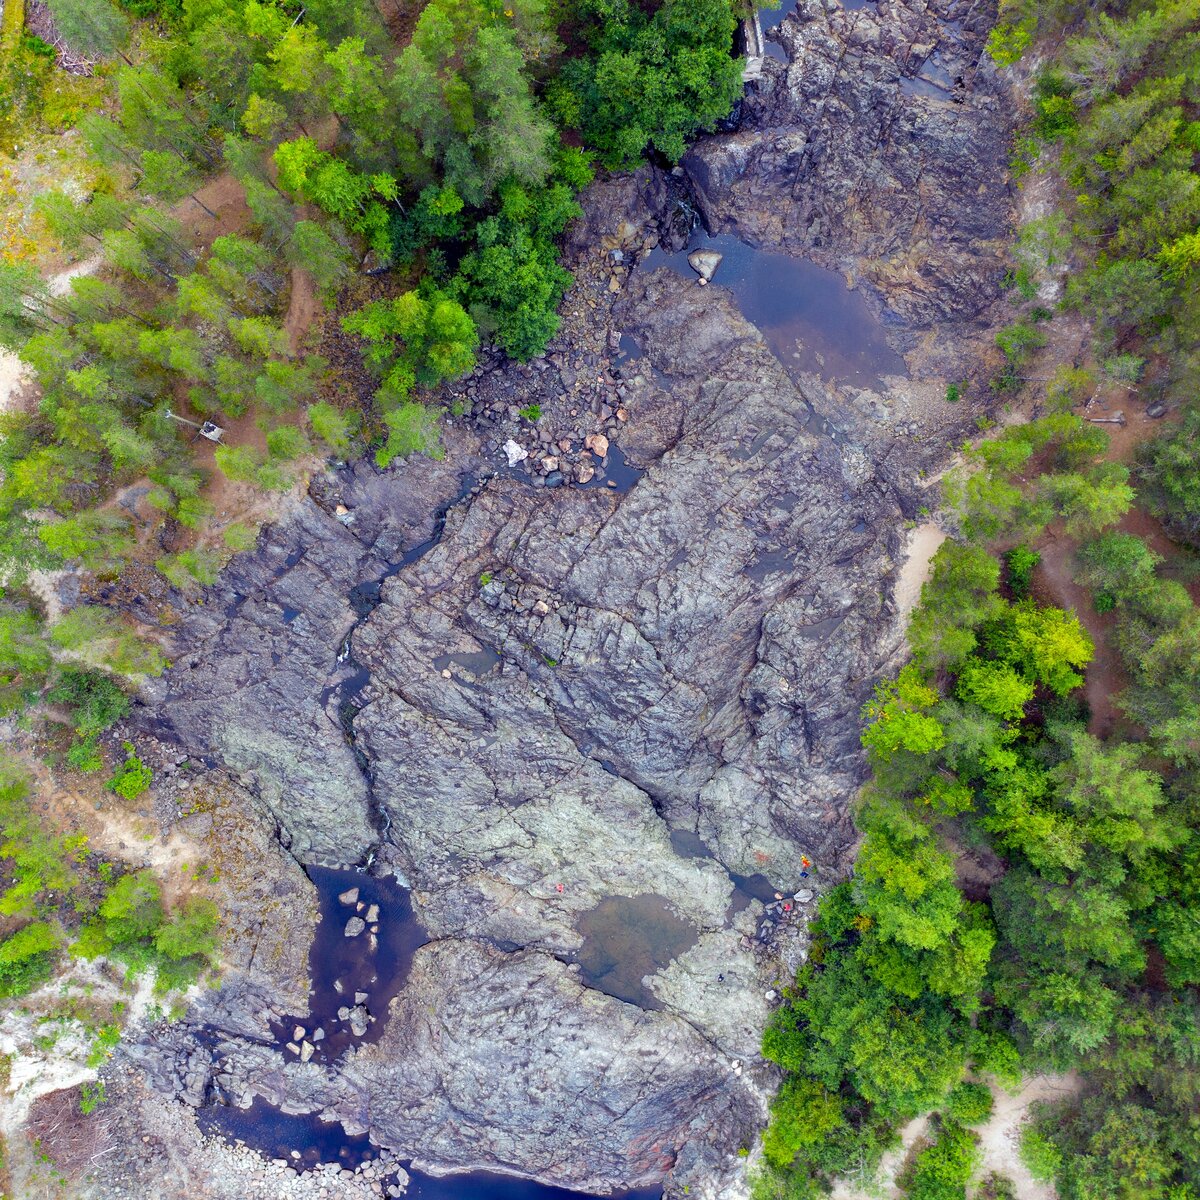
left=107, top=2, right=1015, bottom=1197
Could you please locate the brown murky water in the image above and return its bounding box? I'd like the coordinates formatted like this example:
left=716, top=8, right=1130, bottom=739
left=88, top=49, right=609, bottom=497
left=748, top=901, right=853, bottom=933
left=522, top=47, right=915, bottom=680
left=574, top=894, right=699, bottom=1008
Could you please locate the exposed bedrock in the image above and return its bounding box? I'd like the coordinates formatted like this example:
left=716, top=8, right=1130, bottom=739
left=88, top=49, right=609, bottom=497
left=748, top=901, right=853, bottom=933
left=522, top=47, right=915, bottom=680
left=687, top=0, right=1013, bottom=330
left=124, top=1, right=1016, bottom=1196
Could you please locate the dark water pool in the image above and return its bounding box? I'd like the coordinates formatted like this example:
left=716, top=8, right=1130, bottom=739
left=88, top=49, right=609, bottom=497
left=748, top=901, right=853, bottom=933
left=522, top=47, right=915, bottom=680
left=200, top=1101, right=663, bottom=1200
left=577, top=445, right=646, bottom=493
left=268, top=866, right=429, bottom=1063
left=574, top=894, right=699, bottom=1009
left=406, top=1173, right=662, bottom=1200
left=640, top=232, right=906, bottom=390
left=900, top=49, right=958, bottom=99
left=760, top=0, right=797, bottom=32
left=199, top=1100, right=378, bottom=1172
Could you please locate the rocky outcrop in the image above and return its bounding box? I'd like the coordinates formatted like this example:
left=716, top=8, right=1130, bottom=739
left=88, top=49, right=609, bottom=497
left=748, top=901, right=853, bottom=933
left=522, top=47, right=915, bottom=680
left=122, top=1, right=1018, bottom=1196
left=685, top=0, right=1013, bottom=331
left=137, top=453, right=484, bottom=866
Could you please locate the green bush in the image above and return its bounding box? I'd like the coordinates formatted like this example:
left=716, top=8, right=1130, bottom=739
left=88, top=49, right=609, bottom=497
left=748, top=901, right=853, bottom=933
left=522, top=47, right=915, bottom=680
left=944, top=1081, right=994, bottom=1126
left=0, top=921, right=59, bottom=998
left=107, top=743, right=152, bottom=800
left=1019, top=1124, right=1062, bottom=1183
left=46, top=669, right=130, bottom=739
left=1004, top=544, right=1040, bottom=599
left=222, top=523, right=258, bottom=552
left=374, top=402, right=443, bottom=468
left=66, top=735, right=104, bottom=773
left=903, top=1120, right=980, bottom=1200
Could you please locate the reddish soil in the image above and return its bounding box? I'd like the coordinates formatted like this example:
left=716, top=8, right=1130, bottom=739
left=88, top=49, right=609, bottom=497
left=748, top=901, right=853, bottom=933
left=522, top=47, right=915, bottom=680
left=285, top=266, right=319, bottom=354
left=179, top=172, right=253, bottom=249
left=1027, top=386, right=1192, bottom=738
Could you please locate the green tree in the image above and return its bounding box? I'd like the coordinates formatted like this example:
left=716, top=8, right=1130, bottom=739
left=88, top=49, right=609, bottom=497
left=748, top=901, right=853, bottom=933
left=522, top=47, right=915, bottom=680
left=390, top=0, right=556, bottom=204
left=288, top=221, right=353, bottom=298
left=38, top=511, right=136, bottom=574
left=762, top=1076, right=845, bottom=1169
left=985, top=603, right=1093, bottom=696
left=0, top=921, right=60, bottom=997
left=904, top=1119, right=980, bottom=1200
left=909, top=543, right=1005, bottom=670
left=861, top=666, right=946, bottom=760
left=343, top=287, right=477, bottom=409
left=551, top=0, right=743, bottom=168
left=307, top=401, right=357, bottom=453
left=375, top=401, right=444, bottom=467
left=955, top=659, right=1036, bottom=721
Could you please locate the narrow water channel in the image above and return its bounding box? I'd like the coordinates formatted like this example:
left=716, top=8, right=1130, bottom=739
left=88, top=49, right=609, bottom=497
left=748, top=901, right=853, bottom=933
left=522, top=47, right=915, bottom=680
left=199, top=1100, right=663, bottom=1200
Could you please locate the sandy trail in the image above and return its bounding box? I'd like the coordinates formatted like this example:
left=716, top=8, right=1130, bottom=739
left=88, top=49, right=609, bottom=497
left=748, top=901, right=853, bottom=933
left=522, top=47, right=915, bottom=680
left=831, top=1074, right=1079, bottom=1199
left=893, top=521, right=947, bottom=622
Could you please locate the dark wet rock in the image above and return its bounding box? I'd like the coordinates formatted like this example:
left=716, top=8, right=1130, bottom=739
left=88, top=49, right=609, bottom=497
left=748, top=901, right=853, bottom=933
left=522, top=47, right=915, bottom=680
left=683, top=0, right=1013, bottom=330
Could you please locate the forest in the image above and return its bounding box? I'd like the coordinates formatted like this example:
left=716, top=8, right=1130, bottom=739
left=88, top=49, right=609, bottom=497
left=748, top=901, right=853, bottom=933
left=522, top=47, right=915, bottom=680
left=757, top=1, right=1200, bottom=1197
left=0, top=0, right=743, bottom=1005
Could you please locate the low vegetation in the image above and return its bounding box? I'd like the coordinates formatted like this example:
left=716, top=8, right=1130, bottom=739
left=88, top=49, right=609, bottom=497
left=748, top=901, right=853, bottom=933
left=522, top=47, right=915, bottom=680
left=0, top=754, right=220, bottom=1000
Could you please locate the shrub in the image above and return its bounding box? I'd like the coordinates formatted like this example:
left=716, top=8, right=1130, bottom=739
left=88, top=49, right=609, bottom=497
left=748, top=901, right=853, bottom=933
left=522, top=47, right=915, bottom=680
left=903, top=1120, right=980, bottom=1200
left=986, top=20, right=1034, bottom=67
left=0, top=921, right=59, bottom=997
left=944, top=1081, right=994, bottom=1125
left=307, top=401, right=357, bottom=453
left=375, top=402, right=443, bottom=467
left=107, top=743, right=151, bottom=800
left=1019, top=1124, right=1062, bottom=1183
left=46, top=669, right=129, bottom=738
left=66, top=735, right=104, bottom=773
left=1004, top=544, right=1040, bottom=599
left=222, top=523, right=258, bottom=552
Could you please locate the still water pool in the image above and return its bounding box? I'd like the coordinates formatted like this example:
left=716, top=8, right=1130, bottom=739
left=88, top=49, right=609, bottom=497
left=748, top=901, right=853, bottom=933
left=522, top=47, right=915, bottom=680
left=641, top=232, right=906, bottom=390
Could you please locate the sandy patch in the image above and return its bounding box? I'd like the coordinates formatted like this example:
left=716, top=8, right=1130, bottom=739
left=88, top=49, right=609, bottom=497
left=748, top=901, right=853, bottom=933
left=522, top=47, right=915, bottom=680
left=894, top=522, right=947, bottom=622
left=0, top=347, right=32, bottom=412
left=974, top=1073, right=1080, bottom=1198
left=829, top=1074, right=1079, bottom=1200
left=830, top=1114, right=931, bottom=1200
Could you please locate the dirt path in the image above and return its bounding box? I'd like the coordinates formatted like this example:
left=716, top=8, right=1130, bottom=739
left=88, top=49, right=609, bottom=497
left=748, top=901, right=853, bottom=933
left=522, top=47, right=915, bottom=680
left=1031, top=525, right=1127, bottom=737
left=976, top=1073, right=1081, bottom=1197
left=830, top=1074, right=1080, bottom=1199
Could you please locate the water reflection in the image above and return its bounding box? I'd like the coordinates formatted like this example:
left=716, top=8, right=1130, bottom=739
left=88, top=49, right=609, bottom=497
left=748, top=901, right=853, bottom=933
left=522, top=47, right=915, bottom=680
left=640, top=233, right=906, bottom=390
left=574, top=894, right=699, bottom=1009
